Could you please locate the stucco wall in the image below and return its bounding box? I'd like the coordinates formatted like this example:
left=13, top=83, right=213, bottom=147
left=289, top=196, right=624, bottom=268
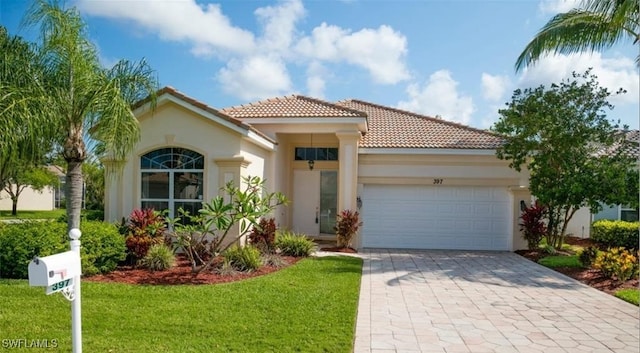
left=0, top=186, right=55, bottom=211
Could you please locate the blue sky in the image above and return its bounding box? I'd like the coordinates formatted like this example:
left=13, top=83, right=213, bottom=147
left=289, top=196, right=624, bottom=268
left=2, top=0, right=638, bottom=129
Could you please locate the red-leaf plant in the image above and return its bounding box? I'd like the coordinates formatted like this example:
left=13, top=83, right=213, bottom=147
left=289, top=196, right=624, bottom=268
left=519, top=201, right=547, bottom=250
left=248, top=217, right=277, bottom=253
left=334, top=209, right=363, bottom=249
left=125, top=208, right=167, bottom=262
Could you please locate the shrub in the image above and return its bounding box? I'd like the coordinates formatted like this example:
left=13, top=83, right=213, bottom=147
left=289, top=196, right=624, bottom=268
left=593, top=247, right=639, bottom=282
left=261, top=253, right=287, bottom=268
left=275, top=231, right=316, bottom=257
left=141, top=244, right=175, bottom=271
left=335, top=209, right=362, bottom=249
left=215, top=259, right=240, bottom=277
left=541, top=243, right=556, bottom=255
left=520, top=201, right=547, bottom=250
left=222, top=245, right=261, bottom=272
left=0, top=221, right=67, bottom=278
left=578, top=246, right=600, bottom=268
left=0, top=221, right=125, bottom=278
left=124, top=208, right=167, bottom=262
left=248, top=217, right=277, bottom=253
left=79, top=221, right=126, bottom=276
left=591, top=220, right=639, bottom=250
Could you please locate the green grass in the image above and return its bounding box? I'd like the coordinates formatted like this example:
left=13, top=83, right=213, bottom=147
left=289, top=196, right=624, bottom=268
left=615, top=289, right=640, bottom=306
left=0, top=256, right=362, bottom=352
left=0, top=209, right=65, bottom=220
left=538, top=255, right=583, bottom=268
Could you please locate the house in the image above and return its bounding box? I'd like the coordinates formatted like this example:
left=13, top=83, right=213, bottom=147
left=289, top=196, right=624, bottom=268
left=105, top=87, right=531, bottom=251
left=0, top=165, right=64, bottom=212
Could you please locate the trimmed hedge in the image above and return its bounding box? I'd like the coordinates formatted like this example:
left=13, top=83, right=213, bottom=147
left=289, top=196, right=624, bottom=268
left=591, top=220, right=639, bottom=250
left=0, top=221, right=125, bottom=278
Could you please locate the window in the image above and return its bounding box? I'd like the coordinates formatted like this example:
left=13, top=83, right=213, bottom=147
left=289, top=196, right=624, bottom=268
left=140, top=147, right=204, bottom=218
left=294, top=147, right=338, bottom=161
left=620, top=205, right=639, bottom=222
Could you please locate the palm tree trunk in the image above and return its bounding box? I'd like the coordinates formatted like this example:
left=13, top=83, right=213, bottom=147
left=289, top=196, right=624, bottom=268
left=66, top=160, right=83, bottom=231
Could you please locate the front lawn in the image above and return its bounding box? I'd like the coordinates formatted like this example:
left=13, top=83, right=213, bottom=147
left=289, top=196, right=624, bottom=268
left=0, top=256, right=362, bottom=352
left=615, top=289, right=640, bottom=305
left=0, top=209, right=65, bottom=220
left=537, top=255, right=582, bottom=269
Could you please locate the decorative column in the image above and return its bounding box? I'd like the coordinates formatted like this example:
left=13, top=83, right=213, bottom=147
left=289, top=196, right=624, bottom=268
left=336, top=131, right=361, bottom=212
left=509, top=186, right=531, bottom=251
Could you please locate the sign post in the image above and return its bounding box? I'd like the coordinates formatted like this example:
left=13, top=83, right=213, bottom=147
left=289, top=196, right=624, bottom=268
left=69, top=228, right=82, bottom=353
left=27, top=228, right=82, bottom=353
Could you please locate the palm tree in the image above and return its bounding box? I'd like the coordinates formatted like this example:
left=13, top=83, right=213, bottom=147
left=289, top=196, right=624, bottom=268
left=516, top=0, right=640, bottom=71
left=3, top=0, right=158, bottom=230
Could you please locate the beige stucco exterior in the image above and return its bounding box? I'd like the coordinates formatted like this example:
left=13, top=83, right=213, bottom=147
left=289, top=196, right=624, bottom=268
left=105, top=90, right=533, bottom=252
left=0, top=186, right=55, bottom=211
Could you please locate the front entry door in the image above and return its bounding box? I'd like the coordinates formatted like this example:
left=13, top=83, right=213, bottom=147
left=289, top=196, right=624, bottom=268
left=292, top=170, right=338, bottom=236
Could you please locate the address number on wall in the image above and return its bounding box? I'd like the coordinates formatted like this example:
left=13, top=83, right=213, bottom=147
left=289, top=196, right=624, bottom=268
left=433, top=179, right=443, bottom=185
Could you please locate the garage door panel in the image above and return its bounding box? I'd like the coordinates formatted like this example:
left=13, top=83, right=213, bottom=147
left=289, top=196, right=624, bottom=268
left=362, top=185, right=510, bottom=250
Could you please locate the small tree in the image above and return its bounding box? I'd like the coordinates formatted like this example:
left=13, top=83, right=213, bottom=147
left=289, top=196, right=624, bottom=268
left=493, top=70, right=637, bottom=249
left=2, top=163, right=58, bottom=216
left=169, top=176, right=287, bottom=274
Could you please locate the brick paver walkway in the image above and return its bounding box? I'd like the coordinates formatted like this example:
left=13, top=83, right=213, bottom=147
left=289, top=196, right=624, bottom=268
left=354, top=250, right=640, bottom=353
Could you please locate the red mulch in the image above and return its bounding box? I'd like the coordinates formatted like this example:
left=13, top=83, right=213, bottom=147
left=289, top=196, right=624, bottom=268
left=515, top=236, right=639, bottom=296
left=320, top=246, right=358, bottom=254
left=86, top=255, right=301, bottom=285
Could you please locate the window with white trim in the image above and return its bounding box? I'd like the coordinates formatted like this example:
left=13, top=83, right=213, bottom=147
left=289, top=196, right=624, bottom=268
left=140, top=147, right=204, bottom=218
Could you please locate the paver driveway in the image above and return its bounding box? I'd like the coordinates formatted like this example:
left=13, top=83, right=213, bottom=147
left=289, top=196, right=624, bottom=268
left=354, top=250, right=639, bottom=353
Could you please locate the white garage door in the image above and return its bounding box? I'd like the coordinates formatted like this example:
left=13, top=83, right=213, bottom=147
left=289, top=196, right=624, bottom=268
left=361, top=185, right=511, bottom=250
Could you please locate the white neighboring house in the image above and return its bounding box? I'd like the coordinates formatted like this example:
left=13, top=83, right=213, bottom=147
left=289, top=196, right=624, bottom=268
left=0, top=165, right=65, bottom=212
left=105, top=87, right=533, bottom=251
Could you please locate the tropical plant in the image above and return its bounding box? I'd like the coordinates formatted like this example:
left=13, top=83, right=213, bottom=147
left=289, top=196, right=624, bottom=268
left=519, top=201, right=547, bottom=250
left=141, top=244, right=175, bottom=271
left=275, top=230, right=316, bottom=257
left=248, top=217, right=277, bottom=253
left=124, top=208, right=167, bottom=262
left=167, top=176, right=287, bottom=273
left=579, top=246, right=600, bottom=267
left=493, top=70, right=637, bottom=249
left=516, top=0, right=640, bottom=70
left=593, top=247, right=639, bottom=281
left=0, top=1, right=158, bottom=232
left=222, top=245, right=261, bottom=272
left=334, top=209, right=363, bottom=249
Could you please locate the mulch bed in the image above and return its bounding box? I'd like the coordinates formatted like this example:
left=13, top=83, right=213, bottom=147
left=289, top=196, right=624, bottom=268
left=515, top=236, right=638, bottom=296
left=86, top=255, right=301, bottom=285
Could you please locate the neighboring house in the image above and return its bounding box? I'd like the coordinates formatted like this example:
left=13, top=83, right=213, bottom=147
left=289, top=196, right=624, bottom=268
left=105, top=87, right=532, bottom=251
left=0, top=165, right=65, bottom=212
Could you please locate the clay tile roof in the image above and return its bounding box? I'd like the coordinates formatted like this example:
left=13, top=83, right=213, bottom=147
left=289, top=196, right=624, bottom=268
left=336, top=99, right=504, bottom=149
left=222, top=95, right=367, bottom=118
left=595, top=129, right=640, bottom=158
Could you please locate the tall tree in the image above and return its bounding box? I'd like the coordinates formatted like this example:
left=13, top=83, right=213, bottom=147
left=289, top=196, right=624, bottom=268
left=516, top=0, right=640, bottom=71
left=2, top=163, right=59, bottom=216
left=493, top=70, right=637, bottom=248
left=3, top=0, right=158, bottom=230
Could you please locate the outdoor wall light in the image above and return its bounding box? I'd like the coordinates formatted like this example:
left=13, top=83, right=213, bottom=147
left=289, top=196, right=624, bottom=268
left=308, top=159, right=315, bottom=170
left=520, top=200, right=527, bottom=212
left=357, top=196, right=362, bottom=209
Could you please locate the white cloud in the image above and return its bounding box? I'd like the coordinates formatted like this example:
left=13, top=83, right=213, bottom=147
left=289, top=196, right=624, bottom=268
left=481, top=73, right=511, bottom=102
left=538, top=0, right=582, bottom=14
left=398, top=70, right=475, bottom=125
left=517, top=52, right=640, bottom=105
left=306, top=62, right=326, bottom=98
left=255, top=0, right=305, bottom=53
left=217, top=55, right=292, bottom=100
left=296, top=23, right=410, bottom=84
left=76, top=0, right=255, bottom=55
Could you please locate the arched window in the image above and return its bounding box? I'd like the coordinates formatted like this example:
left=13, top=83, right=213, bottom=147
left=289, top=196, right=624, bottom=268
left=140, top=147, right=204, bottom=218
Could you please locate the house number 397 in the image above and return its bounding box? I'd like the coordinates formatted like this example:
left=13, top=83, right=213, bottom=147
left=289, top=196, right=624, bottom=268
left=433, top=179, right=443, bottom=185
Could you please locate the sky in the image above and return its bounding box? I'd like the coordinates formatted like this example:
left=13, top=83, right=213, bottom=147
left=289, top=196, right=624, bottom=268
left=1, top=0, right=638, bottom=130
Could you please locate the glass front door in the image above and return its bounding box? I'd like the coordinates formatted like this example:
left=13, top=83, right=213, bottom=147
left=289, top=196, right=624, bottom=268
left=319, top=171, right=338, bottom=234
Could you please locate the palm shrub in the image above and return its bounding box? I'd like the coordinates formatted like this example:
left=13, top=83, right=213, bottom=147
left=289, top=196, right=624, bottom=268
left=223, top=245, right=261, bottom=272
left=593, top=247, right=639, bottom=282
left=520, top=201, right=547, bottom=250
left=276, top=230, right=316, bottom=257
left=124, top=208, right=167, bottom=263
left=248, top=217, right=277, bottom=253
left=141, top=244, right=175, bottom=271
left=335, top=209, right=362, bottom=249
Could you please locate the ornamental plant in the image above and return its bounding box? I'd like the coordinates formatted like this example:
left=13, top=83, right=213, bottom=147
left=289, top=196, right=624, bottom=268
left=335, top=209, right=363, bottom=249
left=248, top=217, right=277, bottom=253
left=124, top=208, right=167, bottom=263
left=519, top=201, right=547, bottom=250
left=593, top=247, right=639, bottom=282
